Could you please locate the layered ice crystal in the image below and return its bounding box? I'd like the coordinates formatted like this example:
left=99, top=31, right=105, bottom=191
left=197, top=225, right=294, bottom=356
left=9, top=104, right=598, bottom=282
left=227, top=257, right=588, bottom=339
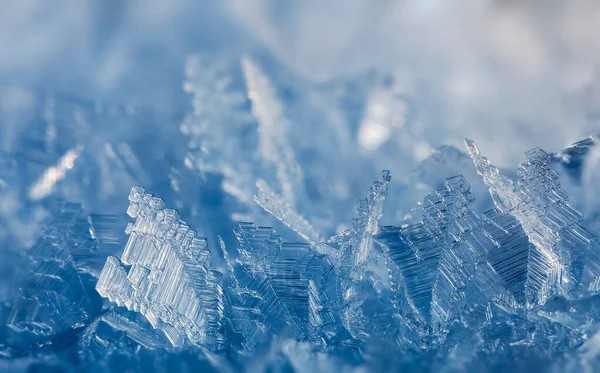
left=466, top=139, right=600, bottom=305
left=4, top=130, right=600, bottom=372
left=96, top=186, right=224, bottom=349
left=376, top=175, right=510, bottom=348
left=332, top=170, right=395, bottom=342
left=7, top=201, right=116, bottom=338
left=223, top=222, right=335, bottom=352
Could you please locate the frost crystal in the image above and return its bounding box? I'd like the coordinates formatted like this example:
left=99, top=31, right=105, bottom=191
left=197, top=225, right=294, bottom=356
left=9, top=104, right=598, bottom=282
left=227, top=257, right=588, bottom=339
left=7, top=201, right=116, bottom=338
left=4, top=79, right=600, bottom=373
left=240, top=57, right=323, bottom=243
left=241, top=57, right=302, bottom=207
left=466, top=139, right=600, bottom=305
left=481, top=209, right=541, bottom=307
left=254, top=180, right=322, bottom=245
left=376, top=175, right=507, bottom=347
left=96, top=186, right=224, bottom=349
left=332, top=171, right=394, bottom=341
left=225, top=222, right=334, bottom=352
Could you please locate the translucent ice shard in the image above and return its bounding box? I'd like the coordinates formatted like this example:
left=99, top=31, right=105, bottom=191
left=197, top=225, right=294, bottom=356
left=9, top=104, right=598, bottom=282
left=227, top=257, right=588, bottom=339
left=332, top=171, right=394, bottom=341
left=92, top=311, right=163, bottom=351
left=96, top=186, right=225, bottom=349
left=464, top=139, right=521, bottom=213
left=33, top=308, right=163, bottom=364
left=427, top=176, right=509, bottom=327
left=518, top=148, right=600, bottom=296
left=481, top=208, right=546, bottom=307
left=254, top=180, right=322, bottom=245
left=552, top=135, right=600, bottom=233
left=376, top=176, right=509, bottom=347
left=553, top=134, right=599, bottom=180
left=226, top=222, right=334, bottom=352
left=75, top=214, right=121, bottom=284
left=7, top=201, right=112, bottom=337
left=466, top=139, right=600, bottom=303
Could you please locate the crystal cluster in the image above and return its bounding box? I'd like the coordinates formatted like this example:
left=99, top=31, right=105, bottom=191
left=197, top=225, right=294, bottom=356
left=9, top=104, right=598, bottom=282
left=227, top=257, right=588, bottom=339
left=7, top=201, right=117, bottom=341
left=3, top=135, right=600, bottom=372
left=332, top=171, right=396, bottom=343
left=224, top=222, right=335, bottom=353
left=466, top=140, right=600, bottom=303
left=96, top=186, right=224, bottom=349
left=376, top=174, right=507, bottom=348
left=3, top=73, right=600, bottom=371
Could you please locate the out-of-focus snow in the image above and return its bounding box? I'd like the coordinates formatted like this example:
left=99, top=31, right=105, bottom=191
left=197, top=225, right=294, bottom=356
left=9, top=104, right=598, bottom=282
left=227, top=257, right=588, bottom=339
left=226, top=1, right=600, bottom=166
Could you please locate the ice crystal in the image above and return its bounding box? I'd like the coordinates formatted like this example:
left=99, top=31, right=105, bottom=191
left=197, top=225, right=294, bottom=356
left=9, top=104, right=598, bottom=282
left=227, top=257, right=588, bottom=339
left=376, top=175, right=507, bottom=348
left=3, top=59, right=600, bottom=372
left=224, top=222, right=334, bottom=353
left=466, top=139, right=600, bottom=304
left=96, top=186, right=225, bottom=349
left=332, top=170, right=395, bottom=342
left=7, top=201, right=116, bottom=340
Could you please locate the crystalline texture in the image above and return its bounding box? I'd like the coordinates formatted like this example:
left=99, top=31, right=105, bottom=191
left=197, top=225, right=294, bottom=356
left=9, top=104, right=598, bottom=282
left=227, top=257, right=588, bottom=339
left=7, top=201, right=116, bottom=338
left=336, top=171, right=390, bottom=292
left=481, top=208, right=542, bottom=306
left=254, top=180, right=322, bottom=245
left=518, top=148, right=599, bottom=296
left=466, top=139, right=600, bottom=304
left=99, top=311, right=162, bottom=351
left=333, top=171, right=393, bottom=341
left=376, top=176, right=509, bottom=347
left=427, top=176, right=508, bottom=328
left=226, top=222, right=334, bottom=352
left=96, top=186, right=224, bottom=349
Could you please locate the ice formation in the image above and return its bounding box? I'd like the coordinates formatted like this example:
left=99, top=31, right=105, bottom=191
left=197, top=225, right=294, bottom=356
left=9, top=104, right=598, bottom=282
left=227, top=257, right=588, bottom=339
left=7, top=201, right=117, bottom=340
left=224, top=222, right=335, bottom=353
left=332, top=170, right=395, bottom=342
left=3, top=56, right=600, bottom=372
left=376, top=175, right=507, bottom=348
left=466, top=139, right=600, bottom=304
left=96, top=187, right=225, bottom=349
left=3, top=136, right=600, bottom=372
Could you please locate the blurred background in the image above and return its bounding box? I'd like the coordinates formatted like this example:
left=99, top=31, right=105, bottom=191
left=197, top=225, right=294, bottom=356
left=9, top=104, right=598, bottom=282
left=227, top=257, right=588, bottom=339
left=0, top=0, right=599, bottom=253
